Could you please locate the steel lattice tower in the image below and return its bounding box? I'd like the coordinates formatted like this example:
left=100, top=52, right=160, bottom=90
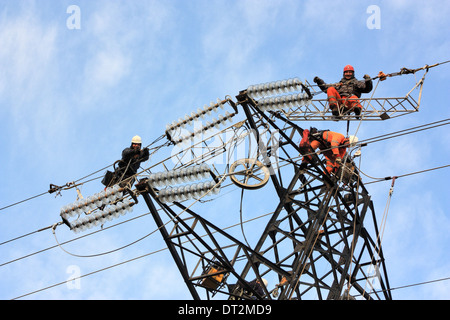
left=57, top=65, right=442, bottom=300
left=134, top=87, right=393, bottom=300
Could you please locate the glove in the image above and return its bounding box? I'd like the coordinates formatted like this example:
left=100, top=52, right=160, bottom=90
left=313, top=76, right=323, bottom=84
left=378, top=71, right=387, bottom=81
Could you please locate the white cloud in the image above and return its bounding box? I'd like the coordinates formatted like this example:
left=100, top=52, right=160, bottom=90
left=300, top=0, right=360, bottom=36
left=80, top=5, right=134, bottom=96
left=374, top=1, right=450, bottom=63
left=0, top=8, right=58, bottom=103
left=85, top=49, right=131, bottom=88
left=142, top=262, right=191, bottom=299
left=197, top=0, right=291, bottom=92
left=0, top=5, right=68, bottom=164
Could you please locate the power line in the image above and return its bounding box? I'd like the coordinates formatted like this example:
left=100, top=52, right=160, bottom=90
left=0, top=136, right=167, bottom=213
left=362, top=164, right=450, bottom=184
left=356, top=276, right=450, bottom=299
left=3, top=59, right=449, bottom=300
left=2, top=116, right=450, bottom=299
left=0, top=191, right=49, bottom=212
left=10, top=210, right=276, bottom=300
left=0, top=224, right=53, bottom=246
left=0, top=180, right=236, bottom=250
left=2, top=157, right=449, bottom=261
left=1, top=117, right=448, bottom=214
left=357, top=118, right=450, bottom=146
left=11, top=238, right=450, bottom=300
left=2, top=180, right=236, bottom=265
left=4, top=172, right=448, bottom=298
left=4, top=157, right=449, bottom=298
left=11, top=246, right=168, bottom=300
left=1, top=150, right=449, bottom=264
left=0, top=210, right=152, bottom=267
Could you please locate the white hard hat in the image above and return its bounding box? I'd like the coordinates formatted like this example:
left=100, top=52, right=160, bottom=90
left=261, top=278, right=268, bottom=287
left=131, top=135, right=142, bottom=144
left=348, top=135, right=358, bottom=146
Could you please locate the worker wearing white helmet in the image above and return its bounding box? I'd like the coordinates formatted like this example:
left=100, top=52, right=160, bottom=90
left=118, top=135, right=149, bottom=185
left=131, top=135, right=142, bottom=145
left=347, top=135, right=358, bottom=147
left=300, top=128, right=357, bottom=175
left=101, top=135, right=149, bottom=188
left=248, top=278, right=269, bottom=298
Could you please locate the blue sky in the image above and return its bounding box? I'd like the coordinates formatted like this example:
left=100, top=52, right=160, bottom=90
left=0, top=0, right=449, bottom=300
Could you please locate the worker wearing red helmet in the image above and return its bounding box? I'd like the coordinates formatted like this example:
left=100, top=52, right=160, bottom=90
left=313, top=65, right=373, bottom=119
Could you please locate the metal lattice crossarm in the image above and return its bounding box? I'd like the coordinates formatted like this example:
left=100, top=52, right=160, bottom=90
left=282, top=94, right=421, bottom=121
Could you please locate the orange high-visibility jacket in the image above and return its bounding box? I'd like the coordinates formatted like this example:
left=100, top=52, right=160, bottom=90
left=301, top=131, right=348, bottom=174
left=312, top=131, right=347, bottom=158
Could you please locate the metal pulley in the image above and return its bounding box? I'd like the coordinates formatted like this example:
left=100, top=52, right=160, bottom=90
left=228, top=158, right=270, bottom=190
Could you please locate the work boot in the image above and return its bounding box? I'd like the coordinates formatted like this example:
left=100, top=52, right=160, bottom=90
left=330, top=105, right=342, bottom=121
left=330, top=104, right=338, bottom=115
left=354, top=107, right=361, bottom=120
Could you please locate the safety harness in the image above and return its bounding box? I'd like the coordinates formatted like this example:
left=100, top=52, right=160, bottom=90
left=300, top=128, right=331, bottom=150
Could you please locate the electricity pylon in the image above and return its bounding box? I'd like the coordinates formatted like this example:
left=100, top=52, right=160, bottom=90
left=134, top=87, right=392, bottom=300
left=59, top=63, right=447, bottom=299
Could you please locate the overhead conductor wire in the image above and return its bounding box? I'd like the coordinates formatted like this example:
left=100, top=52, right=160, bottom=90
left=4, top=64, right=450, bottom=298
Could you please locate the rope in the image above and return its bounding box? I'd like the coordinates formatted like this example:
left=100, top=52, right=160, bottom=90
left=309, top=60, right=450, bottom=90
left=373, top=60, right=450, bottom=81
left=361, top=176, right=396, bottom=296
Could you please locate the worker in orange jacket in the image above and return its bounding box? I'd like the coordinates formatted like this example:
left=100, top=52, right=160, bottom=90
left=313, top=65, right=372, bottom=119
left=299, top=128, right=358, bottom=175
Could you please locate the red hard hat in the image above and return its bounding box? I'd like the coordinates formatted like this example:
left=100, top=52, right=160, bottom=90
left=343, top=65, right=355, bottom=72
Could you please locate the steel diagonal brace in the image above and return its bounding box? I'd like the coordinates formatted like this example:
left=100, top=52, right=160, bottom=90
left=241, top=96, right=334, bottom=185
left=236, top=93, right=334, bottom=281
left=141, top=185, right=291, bottom=299
left=170, top=200, right=292, bottom=276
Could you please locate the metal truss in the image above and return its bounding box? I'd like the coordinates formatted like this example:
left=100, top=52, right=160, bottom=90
left=279, top=75, right=425, bottom=121
left=135, top=89, right=393, bottom=300
left=58, top=63, right=448, bottom=300
left=283, top=95, right=420, bottom=121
